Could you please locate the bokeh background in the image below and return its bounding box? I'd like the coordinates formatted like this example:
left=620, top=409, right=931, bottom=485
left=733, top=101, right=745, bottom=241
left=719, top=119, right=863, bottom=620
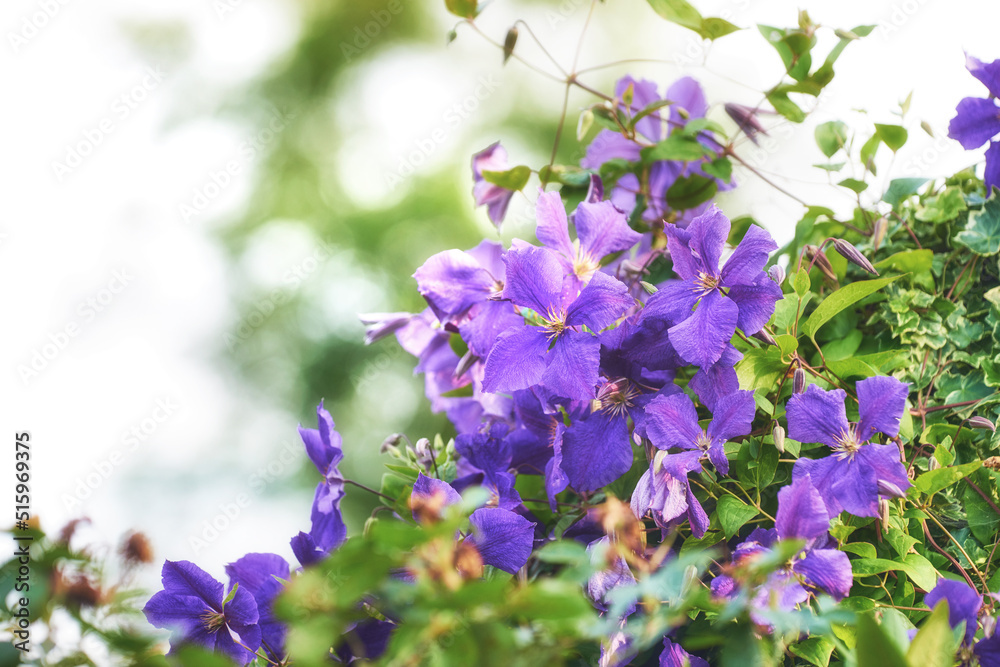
left=3, top=0, right=999, bottom=595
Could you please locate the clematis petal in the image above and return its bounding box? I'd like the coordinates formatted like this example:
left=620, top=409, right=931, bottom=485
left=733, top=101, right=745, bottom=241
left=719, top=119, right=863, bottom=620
left=794, top=455, right=879, bottom=518
left=618, top=75, right=663, bottom=142
left=541, top=330, right=602, bottom=400
left=689, top=345, right=742, bottom=411
left=925, top=578, right=982, bottom=645
left=642, top=279, right=701, bottom=324
left=582, top=130, right=643, bottom=168
left=225, top=552, right=290, bottom=658
left=645, top=392, right=702, bottom=450
left=565, top=270, right=634, bottom=331
left=158, top=560, right=224, bottom=611
left=561, top=413, right=633, bottom=492
left=665, top=224, right=699, bottom=280
left=856, top=444, right=912, bottom=499
left=775, top=475, right=831, bottom=541
left=660, top=637, right=709, bottom=667
left=630, top=468, right=654, bottom=518
left=685, top=205, right=730, bottom=276
left=787, top=384, right=850, bottom=449
left=666, top=76, right=708, bottom=125
left=856, top=376, right=909, bottom=441
left=686, top=484, right=711, bottom=538
left=967, top=53, right=1000, bottom=99
left=458, top=301, right=523, bottom=358
left=727, top=277, right=784, bottom=335
left=575, top=200, right=643, bottom=263
left=411, top=472, right=462, bottom=510
left=482, top=326, right=549, bottom=395
left=794, top=549, right=853, bottom=600
left=535, top=190, right=575, bottom=258
left=707, top=389, right=756, bottom=443
left=720, top=224, right=778, bottom=287
left=987, top=141, right=1000, bottom=193
left=948, top=97, right=1000, bottom=150
left=669, top=289, right=739, bottom=368
left=468, top=508, right=535, bottom=574
left=501, top=245, right=567, bottom=315
left=214, top=620, right=262, bottom=665
left=414, top=249, right=495, bottom=323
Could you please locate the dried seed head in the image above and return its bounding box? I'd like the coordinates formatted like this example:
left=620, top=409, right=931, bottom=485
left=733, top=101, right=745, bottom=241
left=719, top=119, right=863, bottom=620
left=968, top=416, right=996, bottom=432
left=120, top=531, right=154, bottom=565
left=772, top=424, right=786, bottom=454
left=983, top=456, right=1000, bottom=471
left=768, top=265, right=786, bottom=286
left=833, top=239, right=879, bottom=276
left=793, top=368, right=806, bottom=394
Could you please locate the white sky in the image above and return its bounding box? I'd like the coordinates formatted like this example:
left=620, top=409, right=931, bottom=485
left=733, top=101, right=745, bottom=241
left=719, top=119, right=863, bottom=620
left=1, top=1, right=999, bottom=647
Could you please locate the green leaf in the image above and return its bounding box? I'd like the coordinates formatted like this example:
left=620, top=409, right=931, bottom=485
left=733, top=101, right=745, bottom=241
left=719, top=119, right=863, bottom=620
left=736, top=346, right=788, bottom=392
left=917, top=186, right=967, bottom=223
left=838, top=178, right=869, bottom=193
left=641, top=134, right=712, bottom=162
left=906, top=602, right=959, bottom=667
left=222, top=582, right=239, bottom=606
left=793, top=268, right=811, bottom=296
left=646, top=0, right=740, bottom=40
left=767, top=90, right=806, bottom=122
left=717, top=495, right=760, bottom=539
left=851, top=554, right=938, bottom=591
left=860, top=133, right=881, bottom=173
left=538, top=164, right=592, bottom=187
left=914, top=461, right=982, bottom=496
left=535, top=540, right=589, bottom=566
left=444, top=0, right=478, bottom=19
left=873, top=249, right=933, bottom=275
left=703, top=157, right=733, bottom=182
left=666, top=174, right=718, bottom=210
left=964, top=471, right=1000, bottom=543
left=874, top=124, right=908, bottom=151
left=801, top=275, right=900, bottom=339
left=789, top=636, right=835, bottom=667
left=855, top=613, right=909, bottom=667
left=883, top=178, right=928, bottom=207
left=815, top=121, right=848, bottom=158
left=482, top=165, right=531, bottom=191
left=955, top=190, right=1000, bottom=255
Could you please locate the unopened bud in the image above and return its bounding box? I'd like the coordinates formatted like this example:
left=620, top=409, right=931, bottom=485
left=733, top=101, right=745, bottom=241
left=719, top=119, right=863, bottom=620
left=768, top=265, right=786, bottom=286
left=833, top=239, right=879, bottom=276
left=793, top=368, right=806, bottom=394
left=454, top=349, right=479, bottom=379
left=805, top=245, right=838, bottom=282
left=872, top=216, right=889, bottom=252
left=879, top=498, right=890, bottom=532
left=772, top=424, right=786, bottom=454
left=724, top=102, right=769, bottom=146
left=877, top=479, right=906, bottom=499
left=983, top=614, right=997, bottom=639
left=968, top=416, right=996, bottom=432
left=359, top=312, right=413, bottom=345
left=502, top=26, right=518, bottom=64
left=639, top=280, right=658, bottom=295
left=928, top=456, right=941, bottom=471
left=586, top=173, right=604, bottom=203
left=380, top=433, right=408, bottom=454
left=752, top=328, right=777, bottom=346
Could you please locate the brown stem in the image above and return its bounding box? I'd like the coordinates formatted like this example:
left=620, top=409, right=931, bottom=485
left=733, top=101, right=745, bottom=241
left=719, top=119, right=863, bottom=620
left=922, top=520, right=977, bottom=591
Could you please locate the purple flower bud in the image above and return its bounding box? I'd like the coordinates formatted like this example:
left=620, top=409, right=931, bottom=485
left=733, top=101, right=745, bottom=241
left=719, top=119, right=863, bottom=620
left=454, top=349, right=479, bottom=379
left=872, top=216, right=889, bottom=252
left=585, top=173, right=604, bottom=203
left=805, top=245, right=838, bottom=282
left=968, top=415, right=997, bottom=432
left=724, top=102, right=769, bottom=145
left=472, top=142, right=516, bottom=229
left=879, top=498, right=890, bottom=532
left=773, top=424, right=786, bottom=454
left=380, top=433, right=409, bottom=454
left=768, top=264, right=786, bottom=286
left=359, top=312, right=414, bottom=345
left=877, top=479, right=907, bottom=499
left=752, top=328, right=777, bottom=347
left=833, top=238, right=879, bottom=276
left=793, top=368, right=806, bottom=394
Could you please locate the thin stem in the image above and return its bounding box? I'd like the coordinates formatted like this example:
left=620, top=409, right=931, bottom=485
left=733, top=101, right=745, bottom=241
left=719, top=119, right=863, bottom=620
left=727, top=149, right=809, bottom=208
left=571, top=0, right=598, bottom=74
left=514, top=20, right=568, bottom=77
left=922, top=519, right=977, bottom=591
left=926, top=513, right=989, bottom=591
left=345, top=479, right=396, bottom=503
left=462, top=21, right=564, bottom=83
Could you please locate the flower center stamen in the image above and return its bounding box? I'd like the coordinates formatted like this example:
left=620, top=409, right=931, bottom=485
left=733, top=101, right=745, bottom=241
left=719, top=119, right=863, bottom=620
left=833, top=424, right=863, bottom=460
left=695, top=271, right=720, bottom=293
left=199, top=609, right=227, bottom=633
left=695, top=431, right=712, bottom=451
left=594, top=379, right=640, bottom=418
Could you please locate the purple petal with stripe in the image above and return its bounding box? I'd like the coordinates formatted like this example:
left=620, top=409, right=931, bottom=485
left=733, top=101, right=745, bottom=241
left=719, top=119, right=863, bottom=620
left=565, top=270, right=633, bottom=331
left=708, top=389, right=756, bottom=443
left=967, top=53, right=1000, bottom=99
left=561, top=412, right=632, bottom=492
left=482, top=326, right=549, bottom=395
left=669, top=289, right=738, bottom=367
left=776, top=475, right=830, bottom=541
left=645, top=392, right=701, bottom=451
left=721, top=224, right=778, bottom=287
left=793, top=455, right=879, bottom=518
left=787, top=384, right=849, bottom=449
left=535, top=190, right=574, bottom=258
left=856, top=376, right=909, bottom=441
left=468, top=508, right=535, bottom=573
left=502, top=245, right=567, bottom=315
left=414, top=249, right=495, bottom=323
left=575, top=200, right=642, bottom=261
left=948, top=97, right=1000, bottom=150
left=540, top=330, right=602, bottom=400
left=794, top=548, right=853, bottom=600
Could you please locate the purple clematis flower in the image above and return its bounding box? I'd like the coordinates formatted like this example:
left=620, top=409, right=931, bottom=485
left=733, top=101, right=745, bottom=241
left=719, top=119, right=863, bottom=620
left=645, top=389, right=756, bottom=476
left=925, top=579, right=983, bottom=646
left=948, top=54, right=1000, bottom=192
left=789, top=376, right=911, bottom=518
left=225, top=553, right=290, bottom=663
left=586, top=537, right=638, bottom=615
left=410, top=473, right=535, bottom=574
left=143, top=560, right=261, bottom=665
left=631, top=450, right=711, bottom=538
left=472, top=142, right=517, bottom=228
left=482, top=244, right=634, bottom=401
left=660, top=638, right=709, bottom=667
left=662, top=205, right=782, bottom=367
left=291, top=401, right=347, bottom=566
left=712, top=476, right=853, bottom=621
left=535, top=190, right=642, bottom=283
